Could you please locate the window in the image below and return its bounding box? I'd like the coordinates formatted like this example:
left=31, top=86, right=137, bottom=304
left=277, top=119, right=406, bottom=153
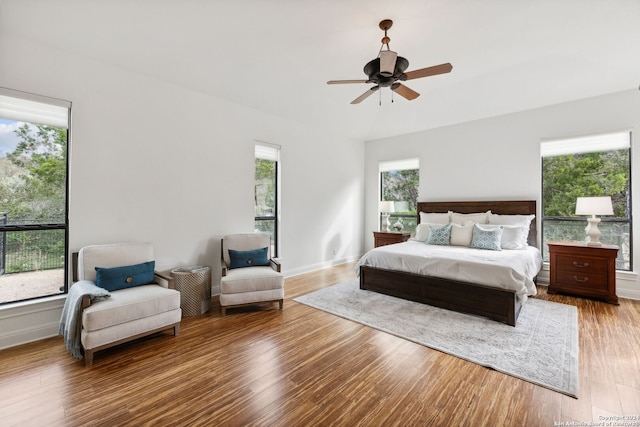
left=379, top=158, right=419, bottom=235
left=541, top=131, right=631, bottom=270
left=255, top=142, right=280, bottom=257
left=0, top=88, right=71, bottom=304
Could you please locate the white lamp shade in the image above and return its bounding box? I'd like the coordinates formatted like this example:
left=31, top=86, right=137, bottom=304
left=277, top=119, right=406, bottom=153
left=378, top=201, right=395, bottom=213
left=379, top=50, right=397, bottom=77
left=575, top=196, right=614, bottom=216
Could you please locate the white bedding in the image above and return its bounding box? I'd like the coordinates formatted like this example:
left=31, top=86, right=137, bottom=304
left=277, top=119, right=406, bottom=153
left=356, top=241, right=542, bottom=303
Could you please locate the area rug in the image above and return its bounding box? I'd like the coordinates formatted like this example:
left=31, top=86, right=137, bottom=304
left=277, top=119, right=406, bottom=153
left=294, top=280, right=579, bottom=398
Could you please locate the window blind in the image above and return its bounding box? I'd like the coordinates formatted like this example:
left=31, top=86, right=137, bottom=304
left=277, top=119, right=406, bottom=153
left=540, top=131, right=630, bottom=157
left=0, top=87, right=71, bottom=129
left=255, top=142, right=280, bottom=161
left=379, top=158, right=419, bottom=172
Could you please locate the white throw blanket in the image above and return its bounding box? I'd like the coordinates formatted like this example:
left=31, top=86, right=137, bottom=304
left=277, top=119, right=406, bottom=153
left=59, top=281, right=110, bottom=359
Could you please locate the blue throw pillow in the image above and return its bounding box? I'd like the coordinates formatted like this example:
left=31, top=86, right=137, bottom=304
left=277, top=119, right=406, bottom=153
left=95, top=261, right=156, bottom=291
left=470, top=224, right=503, bottom=251
left=228, top=247, right=269, bottom=269
left=426, top=224, right=451, bottom=246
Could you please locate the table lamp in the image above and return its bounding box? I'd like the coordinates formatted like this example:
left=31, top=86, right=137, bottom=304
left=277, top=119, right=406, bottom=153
left=575, top=196, right=613, bottom=246
left=378, top=201, right=395, bottom=232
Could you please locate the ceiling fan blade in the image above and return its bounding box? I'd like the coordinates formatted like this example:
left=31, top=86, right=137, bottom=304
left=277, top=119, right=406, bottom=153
left=391, top=83, right=420, bottom=100
left=327, top=79, right=369, bottom=85
left=351, top=86, right=379, bottom=104
left=404, top=63, right=453, bottom=80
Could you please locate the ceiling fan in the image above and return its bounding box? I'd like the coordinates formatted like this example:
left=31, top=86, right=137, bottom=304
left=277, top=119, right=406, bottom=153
left=327, top=19, right=453, bottom=104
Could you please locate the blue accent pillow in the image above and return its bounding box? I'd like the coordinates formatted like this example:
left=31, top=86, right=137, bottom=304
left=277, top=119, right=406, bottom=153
left=470, top=224, right=503, bottom=251
left=228, top=247, right=269, bottom=269
left=95, top=261, right=155, bottom=291
left=426, top=224, right=451, bottom=246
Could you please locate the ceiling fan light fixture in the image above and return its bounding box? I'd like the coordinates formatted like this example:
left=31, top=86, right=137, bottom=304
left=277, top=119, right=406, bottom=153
left=327, top=18, right=453, bottom=104
left=379, top=50, right=397, bottom=77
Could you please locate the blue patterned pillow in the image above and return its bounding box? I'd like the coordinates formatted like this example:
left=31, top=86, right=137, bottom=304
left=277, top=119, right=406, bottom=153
left=470, top=224, right=503, bottom=251
left=426, top=224, right=451, bottom=246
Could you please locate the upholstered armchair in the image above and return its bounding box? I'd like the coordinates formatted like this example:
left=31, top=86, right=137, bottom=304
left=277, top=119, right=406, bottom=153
left=71, top=243, right=181, bottom=365
left=220, top=233, right=284, bottom=316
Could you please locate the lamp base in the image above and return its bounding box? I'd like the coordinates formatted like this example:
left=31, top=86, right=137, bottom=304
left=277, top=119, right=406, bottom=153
left=585, top=217, right=602, bottom=246
left=381, top=213, right=390, bottom=232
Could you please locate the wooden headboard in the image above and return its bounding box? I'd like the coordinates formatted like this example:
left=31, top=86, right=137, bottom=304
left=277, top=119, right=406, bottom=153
left=417, top=200, right=537, bottom=247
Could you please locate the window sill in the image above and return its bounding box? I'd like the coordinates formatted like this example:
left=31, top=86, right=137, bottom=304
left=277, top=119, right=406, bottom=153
left=0, top=294, right=66, bottom=315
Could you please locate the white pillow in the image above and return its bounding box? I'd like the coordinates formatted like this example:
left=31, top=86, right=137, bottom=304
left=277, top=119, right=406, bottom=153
left=450, top=223, right=474, bottom=247
left=479, top=224, right=529, bottom=250
left=411, top=223, right=434, bottom=242
left=450, top=211, right=490, bottom=225
left=419, top=212, right=450, bottom=224
left=488, top=213, right=535, bottom=229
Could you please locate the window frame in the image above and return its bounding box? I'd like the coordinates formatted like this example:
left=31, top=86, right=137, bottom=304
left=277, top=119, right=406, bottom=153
left=378, top=158, right=420, bottom=234
left=254, top=142, right=280, bottom=257
left=0, top=87, right=71, bottom=304
left=540, top=130, right=632, bottom=271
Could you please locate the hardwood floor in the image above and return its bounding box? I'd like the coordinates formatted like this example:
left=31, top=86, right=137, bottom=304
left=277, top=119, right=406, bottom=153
left=1, top=262, right=639, bottom=426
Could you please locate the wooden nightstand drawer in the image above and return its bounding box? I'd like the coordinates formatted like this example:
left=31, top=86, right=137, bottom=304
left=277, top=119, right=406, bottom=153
left=555, top=270, right=608, bottom=290
left=555, top=254, right=608, bottom=275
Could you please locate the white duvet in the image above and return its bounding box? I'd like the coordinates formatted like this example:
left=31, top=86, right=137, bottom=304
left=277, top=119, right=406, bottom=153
left=356, top=241, right=542, bottom=302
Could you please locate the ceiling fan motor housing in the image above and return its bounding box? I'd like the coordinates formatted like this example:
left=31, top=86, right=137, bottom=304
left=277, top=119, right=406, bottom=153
left=364, top=56, right=409, bottom=87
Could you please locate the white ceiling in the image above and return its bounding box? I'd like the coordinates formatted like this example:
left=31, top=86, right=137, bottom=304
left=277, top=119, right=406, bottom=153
left=2, top=0, right=640, bottom=141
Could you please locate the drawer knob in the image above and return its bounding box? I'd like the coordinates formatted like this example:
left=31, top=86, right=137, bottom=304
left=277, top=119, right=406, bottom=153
left=572, top=261, right=589, bottom=268
left=573, top=275, right=589, bottom=283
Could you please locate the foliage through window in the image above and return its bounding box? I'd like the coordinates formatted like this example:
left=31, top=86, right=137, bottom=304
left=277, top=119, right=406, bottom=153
left=255, top=143, right=279, bottom=257
left=541, top=131, right=631, bottom=270
left=379, top=158, right=419, bottom=235
left=0, top=88, right=70, bottom=304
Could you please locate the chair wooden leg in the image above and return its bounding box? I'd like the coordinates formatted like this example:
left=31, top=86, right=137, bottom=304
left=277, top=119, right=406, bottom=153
left=279, top=299, right=284, bottom=310
left=221, top=306, right=226, bottom=316
left=84, top=349, right=94, bottom=366
left=174, top=324, right=180, bottom=336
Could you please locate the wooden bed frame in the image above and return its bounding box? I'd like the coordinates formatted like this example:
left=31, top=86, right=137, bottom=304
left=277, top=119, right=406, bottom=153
left=360, top=200, right=537, bottom=326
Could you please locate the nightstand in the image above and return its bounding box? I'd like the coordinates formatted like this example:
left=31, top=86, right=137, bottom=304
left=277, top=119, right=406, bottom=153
left=547, top=241, right=619, bottom=304
left=373, top=231, right=411, bottom=248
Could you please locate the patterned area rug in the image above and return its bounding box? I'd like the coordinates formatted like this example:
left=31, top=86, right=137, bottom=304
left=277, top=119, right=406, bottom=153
left=294, top=280, right=579, bottom=398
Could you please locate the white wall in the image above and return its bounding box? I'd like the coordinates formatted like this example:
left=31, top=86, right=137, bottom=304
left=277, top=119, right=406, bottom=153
left=365, top=89, right=640, bottom=299
left=3, top=28, right=638, bottom=350
left=0, top=34, right=365, bottom=348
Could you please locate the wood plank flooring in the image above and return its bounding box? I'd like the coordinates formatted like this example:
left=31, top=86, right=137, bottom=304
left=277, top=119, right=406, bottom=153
left=1, top=262, right=639, bottom=426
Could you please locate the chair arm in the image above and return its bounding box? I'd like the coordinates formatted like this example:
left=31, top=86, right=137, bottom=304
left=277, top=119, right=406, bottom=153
left=154, top=271, right=175, bottom=289
left=270, top=258, right=281, bottom=273
left=81, top=295, right=91, bottom=310
left=220, top=239, right=227, bottom=277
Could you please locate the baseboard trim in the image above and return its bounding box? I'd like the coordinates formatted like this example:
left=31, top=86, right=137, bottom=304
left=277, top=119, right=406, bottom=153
left=283, top=255, right=361, bottom=279
left=0, top=321, right=59, bottom=350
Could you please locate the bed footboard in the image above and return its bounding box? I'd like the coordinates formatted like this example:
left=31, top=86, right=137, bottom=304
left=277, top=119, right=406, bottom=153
left=360, top=265, right=522, bottom=326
